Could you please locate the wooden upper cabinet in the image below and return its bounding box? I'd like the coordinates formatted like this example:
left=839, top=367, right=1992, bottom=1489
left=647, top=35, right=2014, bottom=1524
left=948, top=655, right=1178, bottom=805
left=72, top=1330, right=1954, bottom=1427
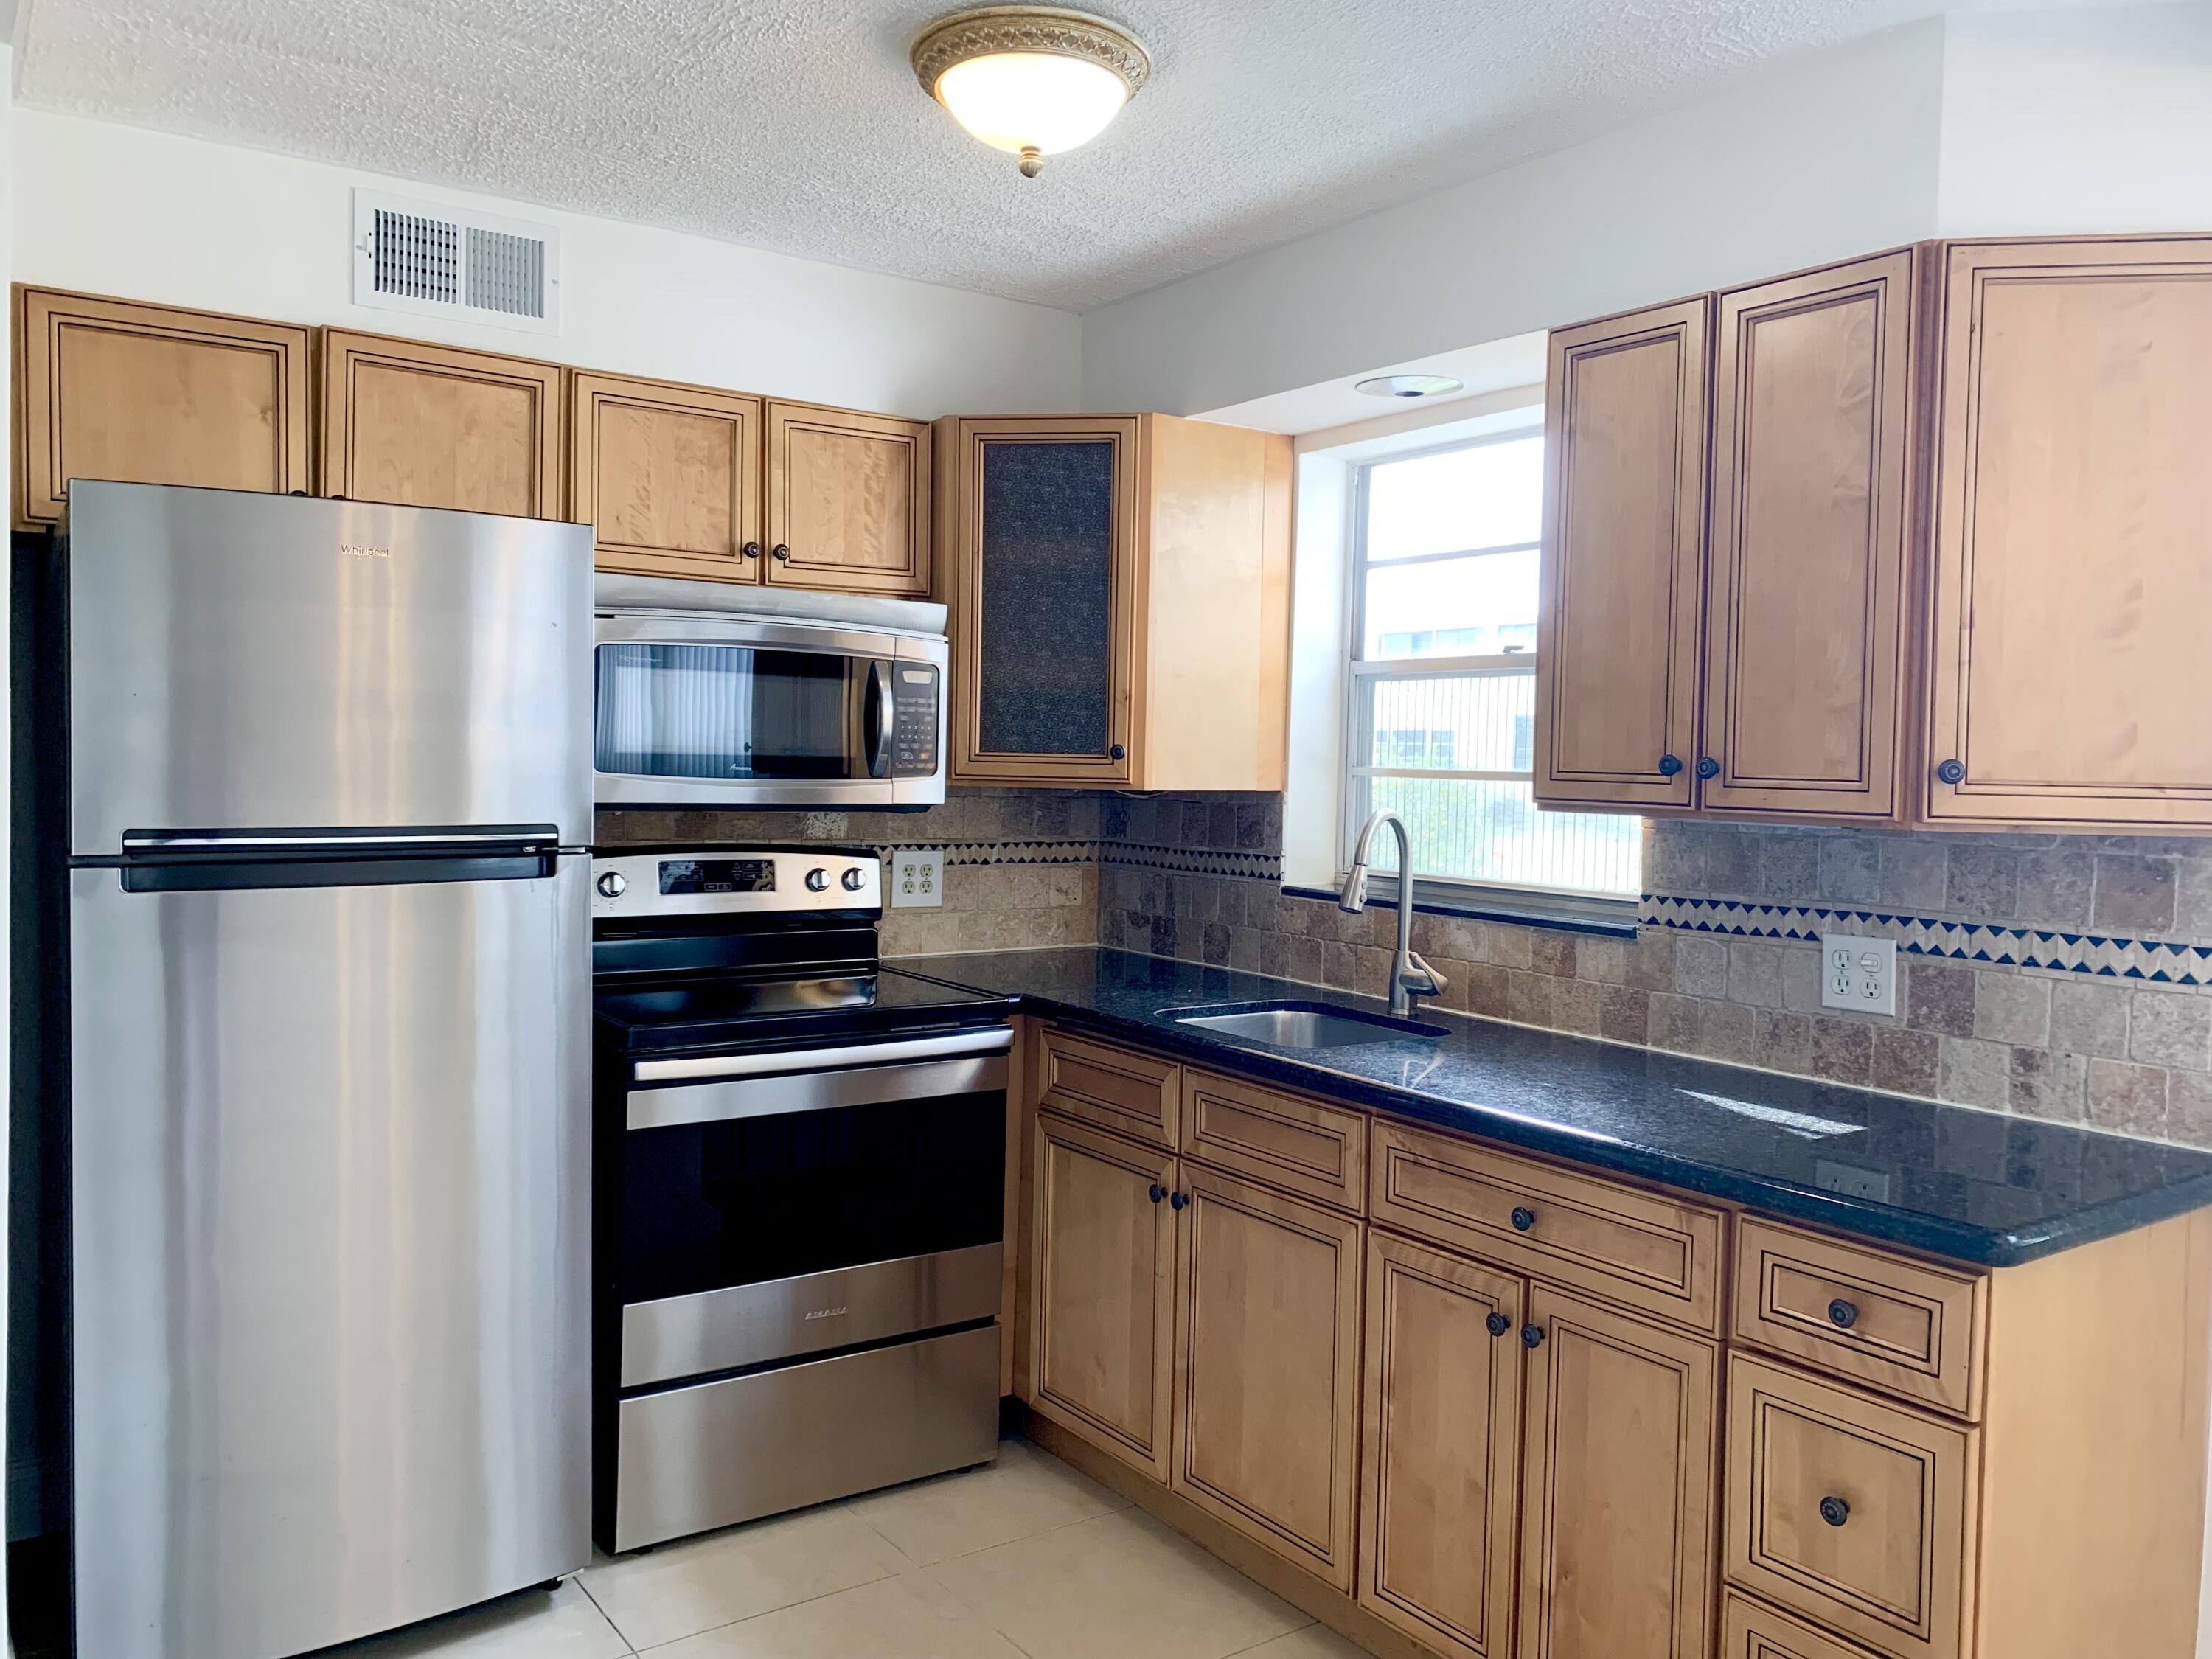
left=1536, top=298, right=1710, bottom=809
left=1028, top=1112, right=1178, bottom=1482
left=1517, top=1286, right=1719, bottom=1659
left=321, top=330, right=564, bottom=518
left=1924, top=236, right=2212, bottom=827
left=15, top=287, right=311, bottom=529
left=765, top=402, right=930, bottom=596
left=945, top=414, right=1142, bottom=787
left=1172, top=1164, right=1363, bottom=1593
left=1359, top=1233, right=1523, bottom=1659
left=572, top=372, right=762, bottom=580
left=1701, top=248, right=1923, bottom=819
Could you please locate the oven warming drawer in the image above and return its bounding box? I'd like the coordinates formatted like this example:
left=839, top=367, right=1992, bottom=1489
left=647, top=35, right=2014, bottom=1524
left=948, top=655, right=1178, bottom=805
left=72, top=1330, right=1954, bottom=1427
left=613, top=1322, right=1000, bottom=1551
left=620, top=1242, right=1003, bottom=1388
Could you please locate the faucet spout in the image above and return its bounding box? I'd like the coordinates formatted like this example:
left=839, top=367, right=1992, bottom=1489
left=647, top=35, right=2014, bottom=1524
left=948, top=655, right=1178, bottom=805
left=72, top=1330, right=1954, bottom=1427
left=1338, top=809, right=1447, bottom=1018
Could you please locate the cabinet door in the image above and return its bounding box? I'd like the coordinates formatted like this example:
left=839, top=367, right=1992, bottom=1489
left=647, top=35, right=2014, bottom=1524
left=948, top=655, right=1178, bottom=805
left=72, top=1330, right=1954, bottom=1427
left=321, top=330, right=563, bottom=518
left=572, top=372, right=762, bottom=582
left=1702, top=248, right=1921, bottom=818
left=1171, top=1164, right=1362, bottom=1592
left=1517, top=1285, right=1719, bottom=1659
left=765, top=403, right=930, bottom=596
left=1535, top=299, right=1709, bottom=809
left=15, top=287, right=310, bottom=529
left=1925, top=236, right=2212, bottom=827
left=947, top=416, right=1138, bottom=786
left=1029, top=1112, right=1177, bottom=1481
left=1359, top=1234, right=1524, bottom=1659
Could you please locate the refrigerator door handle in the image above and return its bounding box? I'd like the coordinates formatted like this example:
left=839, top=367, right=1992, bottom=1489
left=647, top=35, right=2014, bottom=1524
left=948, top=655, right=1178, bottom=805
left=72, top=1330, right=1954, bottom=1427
left=117, top=849, right=568, bottom=894
left=120, top=826, right=564, bottom=852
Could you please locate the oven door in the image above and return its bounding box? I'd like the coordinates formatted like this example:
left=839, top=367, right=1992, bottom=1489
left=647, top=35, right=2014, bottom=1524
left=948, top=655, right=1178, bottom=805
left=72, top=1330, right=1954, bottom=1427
left=594, top=613, right=945, bottom=808
left=617, top=1030, right=1009, bottom=1388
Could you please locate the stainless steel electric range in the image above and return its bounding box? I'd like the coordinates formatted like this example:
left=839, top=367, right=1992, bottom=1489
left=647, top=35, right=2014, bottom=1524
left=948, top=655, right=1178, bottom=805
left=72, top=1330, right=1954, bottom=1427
left=591, top=845, right=1016, bottom=1553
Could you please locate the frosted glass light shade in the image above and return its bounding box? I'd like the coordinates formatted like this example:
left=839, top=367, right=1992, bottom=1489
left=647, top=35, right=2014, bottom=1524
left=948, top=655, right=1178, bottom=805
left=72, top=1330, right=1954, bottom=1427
left=933, top=52, right=1130, bottom=159
left=911, top=8, right=1152, bottom=176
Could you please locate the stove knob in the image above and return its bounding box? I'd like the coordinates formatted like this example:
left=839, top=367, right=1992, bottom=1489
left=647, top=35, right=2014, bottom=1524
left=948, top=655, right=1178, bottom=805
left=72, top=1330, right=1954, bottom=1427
left=841, top=867, right=867, bottom=892
left=805, top=867, right=830, bottom=892
left=596, top=870, right=627, bottom=899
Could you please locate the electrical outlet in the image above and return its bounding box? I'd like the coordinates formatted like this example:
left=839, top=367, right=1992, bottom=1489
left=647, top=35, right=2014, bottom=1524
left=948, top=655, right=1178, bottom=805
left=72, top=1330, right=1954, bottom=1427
left=891, top=849, right=943, bottom=909
left=1819, top=932, right=1896, bottom=1016
left=1815, top=1158, right=1895, bottom=1203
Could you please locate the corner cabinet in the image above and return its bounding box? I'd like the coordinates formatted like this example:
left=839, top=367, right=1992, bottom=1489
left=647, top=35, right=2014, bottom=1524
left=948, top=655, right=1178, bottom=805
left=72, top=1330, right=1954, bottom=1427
left=941, top=414, right=1291, bottom=791
left=1922, top=236, right=2212, bottom=828
left=14, top=286, right=312, bottom=530
left=1537, top=233, right=2212, bottom=832
left=321, top=330, right=565, bottom=518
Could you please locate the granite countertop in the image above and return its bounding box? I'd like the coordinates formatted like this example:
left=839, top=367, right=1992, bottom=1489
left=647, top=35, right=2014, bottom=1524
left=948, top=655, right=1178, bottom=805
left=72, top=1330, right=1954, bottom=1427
left=897, top=946, right=2212, bottom=1267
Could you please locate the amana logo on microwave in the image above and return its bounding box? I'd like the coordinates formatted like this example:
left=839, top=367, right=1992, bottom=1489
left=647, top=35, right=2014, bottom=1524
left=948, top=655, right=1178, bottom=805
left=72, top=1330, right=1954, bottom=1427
left=803, top=1305, right=849, bottom=1322
left=338, top=543, right=392, bottom=560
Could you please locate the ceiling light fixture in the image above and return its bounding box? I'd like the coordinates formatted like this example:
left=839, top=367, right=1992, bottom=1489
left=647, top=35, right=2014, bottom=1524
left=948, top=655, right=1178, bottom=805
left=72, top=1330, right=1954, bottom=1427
left=912, top=7, right=1152, bottom=178
left=1355, top=374, right=1467, bottom=400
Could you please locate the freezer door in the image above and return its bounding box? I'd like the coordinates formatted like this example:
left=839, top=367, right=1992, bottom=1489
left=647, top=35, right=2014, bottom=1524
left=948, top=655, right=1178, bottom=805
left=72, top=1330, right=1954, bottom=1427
left=64, top=482, right=593, bottom=855
left=69, top=856, right=591, bottom=1659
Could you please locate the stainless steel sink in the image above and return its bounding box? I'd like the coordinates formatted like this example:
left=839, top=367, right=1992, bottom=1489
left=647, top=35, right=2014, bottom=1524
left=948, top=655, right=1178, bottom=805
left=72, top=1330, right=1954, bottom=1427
left=1164, top=1001, right=1447, bottom=1048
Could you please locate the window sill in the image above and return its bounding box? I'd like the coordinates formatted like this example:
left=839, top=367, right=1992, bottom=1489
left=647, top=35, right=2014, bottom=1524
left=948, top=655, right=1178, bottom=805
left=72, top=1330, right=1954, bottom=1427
left=1280, top=880, right=1639, bottom=939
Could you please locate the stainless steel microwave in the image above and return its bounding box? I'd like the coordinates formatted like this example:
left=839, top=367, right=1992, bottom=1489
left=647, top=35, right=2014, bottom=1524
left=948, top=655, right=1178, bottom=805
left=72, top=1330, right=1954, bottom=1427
left=593, top=582, right=947, bottom=810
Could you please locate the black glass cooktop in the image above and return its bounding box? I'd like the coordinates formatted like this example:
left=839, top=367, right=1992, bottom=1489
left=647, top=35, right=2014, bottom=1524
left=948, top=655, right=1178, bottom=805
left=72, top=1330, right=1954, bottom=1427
left=595, top=964, right=1015, bottom=1054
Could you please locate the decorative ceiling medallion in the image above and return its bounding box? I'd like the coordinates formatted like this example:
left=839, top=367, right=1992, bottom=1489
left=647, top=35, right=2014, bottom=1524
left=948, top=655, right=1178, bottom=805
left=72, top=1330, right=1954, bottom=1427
left=911, top=7, right=1152, bottom=177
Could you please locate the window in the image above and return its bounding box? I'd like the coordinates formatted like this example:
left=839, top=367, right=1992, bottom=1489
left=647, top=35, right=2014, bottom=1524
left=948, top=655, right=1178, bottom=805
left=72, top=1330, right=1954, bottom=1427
left=1343, top=430, right=1641, bottom=910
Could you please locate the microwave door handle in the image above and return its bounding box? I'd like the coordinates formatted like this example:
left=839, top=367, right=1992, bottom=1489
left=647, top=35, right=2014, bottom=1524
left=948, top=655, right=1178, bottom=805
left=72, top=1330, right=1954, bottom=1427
left=866, top=660, right=896, bottom=779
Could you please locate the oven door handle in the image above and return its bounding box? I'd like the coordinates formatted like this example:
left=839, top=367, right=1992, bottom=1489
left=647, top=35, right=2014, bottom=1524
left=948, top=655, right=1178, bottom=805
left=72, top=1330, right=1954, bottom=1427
left=627, top=1029, right=1013, bottom=1130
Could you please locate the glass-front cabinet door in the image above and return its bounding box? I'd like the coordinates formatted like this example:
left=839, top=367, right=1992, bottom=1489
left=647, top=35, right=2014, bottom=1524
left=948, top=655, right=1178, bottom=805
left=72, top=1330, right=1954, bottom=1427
left=947, top=415, right=1138, bottom=785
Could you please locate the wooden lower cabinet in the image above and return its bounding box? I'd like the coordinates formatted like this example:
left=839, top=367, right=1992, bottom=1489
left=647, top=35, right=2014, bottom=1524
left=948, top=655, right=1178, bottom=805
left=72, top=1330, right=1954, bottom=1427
left=1723, top=1591, right=1890, bottom=1659
left=1027, top=1112, right=1178, bottom=1481
left=1172, top=1164, right=1363, bottom=1592
left=1359, top=1234, right=1523, bottom=1659
left=1518, top=1285, right=1719, bottom=1659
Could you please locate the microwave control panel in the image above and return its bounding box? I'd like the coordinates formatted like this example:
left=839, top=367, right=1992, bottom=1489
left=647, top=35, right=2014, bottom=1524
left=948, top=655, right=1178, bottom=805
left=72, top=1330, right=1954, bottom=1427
left=891, top=664, right=940, bottom=778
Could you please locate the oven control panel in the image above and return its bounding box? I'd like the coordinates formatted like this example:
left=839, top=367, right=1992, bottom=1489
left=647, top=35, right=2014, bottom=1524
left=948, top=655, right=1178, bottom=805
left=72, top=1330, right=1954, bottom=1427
left=591, top=849, right=881, bottom=919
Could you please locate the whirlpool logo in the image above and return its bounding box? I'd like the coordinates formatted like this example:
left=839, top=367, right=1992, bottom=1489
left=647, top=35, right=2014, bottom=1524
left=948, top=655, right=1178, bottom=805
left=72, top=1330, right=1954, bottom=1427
left=338, top=543, right=392, bottom=560
left=803, top=1305, right=849, bottom=1322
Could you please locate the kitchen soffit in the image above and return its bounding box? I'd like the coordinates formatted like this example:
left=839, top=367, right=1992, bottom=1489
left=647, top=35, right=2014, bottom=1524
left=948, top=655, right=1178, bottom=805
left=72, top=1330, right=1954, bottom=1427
left=24, top=0, right=1971, bottom=311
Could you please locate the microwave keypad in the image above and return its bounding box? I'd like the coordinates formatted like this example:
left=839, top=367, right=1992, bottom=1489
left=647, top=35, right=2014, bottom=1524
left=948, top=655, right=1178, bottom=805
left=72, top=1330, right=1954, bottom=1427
left=891, top=666, right=940, bottom=778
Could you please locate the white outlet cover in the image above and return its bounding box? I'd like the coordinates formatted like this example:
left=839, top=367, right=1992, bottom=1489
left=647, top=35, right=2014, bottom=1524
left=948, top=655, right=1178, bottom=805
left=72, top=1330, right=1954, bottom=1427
left=891, top=849, right=944, bottom=909
left=1819, top=932, right=1896, bottom=1016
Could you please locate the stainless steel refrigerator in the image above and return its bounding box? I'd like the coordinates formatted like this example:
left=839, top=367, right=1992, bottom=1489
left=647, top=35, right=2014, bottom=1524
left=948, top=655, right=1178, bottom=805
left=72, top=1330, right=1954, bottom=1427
left=57, top=482, right=594, bottom=1659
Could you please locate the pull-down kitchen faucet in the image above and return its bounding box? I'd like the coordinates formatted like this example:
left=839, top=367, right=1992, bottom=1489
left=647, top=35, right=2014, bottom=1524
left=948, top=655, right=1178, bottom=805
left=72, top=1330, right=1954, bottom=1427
left=1339, top=808, right=1447, bottom=1018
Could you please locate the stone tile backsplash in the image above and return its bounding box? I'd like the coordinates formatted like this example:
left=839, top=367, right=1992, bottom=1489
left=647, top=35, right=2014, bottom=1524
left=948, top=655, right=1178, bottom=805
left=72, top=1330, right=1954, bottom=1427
left=597, top=791, right=2212, bottom=1152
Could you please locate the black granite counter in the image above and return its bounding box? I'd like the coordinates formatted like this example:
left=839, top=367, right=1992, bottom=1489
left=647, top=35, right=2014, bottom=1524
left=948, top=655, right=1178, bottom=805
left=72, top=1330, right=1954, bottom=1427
left=897, top=947, right=2212, bottom=1267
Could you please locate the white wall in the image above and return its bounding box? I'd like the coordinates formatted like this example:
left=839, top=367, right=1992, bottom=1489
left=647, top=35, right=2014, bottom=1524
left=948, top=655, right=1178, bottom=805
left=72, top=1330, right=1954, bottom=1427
left=13, top=110, right=1082, bottom=418
left=1937, top=1, right=2212, bottom=235
left=1082, top=21, right=1946, bottom=417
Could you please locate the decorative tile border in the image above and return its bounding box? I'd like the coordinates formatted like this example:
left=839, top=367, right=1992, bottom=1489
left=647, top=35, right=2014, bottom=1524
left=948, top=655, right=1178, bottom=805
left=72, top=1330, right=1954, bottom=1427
left=1642, top=894, right=2212, bottom=986
left=874, top=837, right=1099, bottom=867
left=1102, top=840, right=1285, bottom=882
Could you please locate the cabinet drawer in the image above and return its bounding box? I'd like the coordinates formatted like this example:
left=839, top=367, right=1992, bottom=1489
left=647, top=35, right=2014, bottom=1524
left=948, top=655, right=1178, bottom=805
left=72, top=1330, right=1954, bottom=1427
left=1733, top=1220, right=1986, bottom=1418
left=1722, top=1591, right=1889, bottom=1659
left=1180, top=1068, right=1366, bottom=1210
left=1725, top=1355, right=1978, bottom=1659
left=1369, top=1121, right=1722, bottom=1331
left=1038, top=1028, right=1179, bottom=1147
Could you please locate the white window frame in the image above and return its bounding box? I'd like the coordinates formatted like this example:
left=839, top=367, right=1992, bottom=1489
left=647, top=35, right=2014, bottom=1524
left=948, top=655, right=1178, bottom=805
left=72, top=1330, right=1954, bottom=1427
left=1338, top=426, right=1638, bottom=925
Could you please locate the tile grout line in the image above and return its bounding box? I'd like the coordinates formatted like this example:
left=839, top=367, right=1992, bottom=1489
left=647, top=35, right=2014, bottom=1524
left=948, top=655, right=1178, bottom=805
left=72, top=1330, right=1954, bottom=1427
left=568, top=1570, right=639, bottom=1656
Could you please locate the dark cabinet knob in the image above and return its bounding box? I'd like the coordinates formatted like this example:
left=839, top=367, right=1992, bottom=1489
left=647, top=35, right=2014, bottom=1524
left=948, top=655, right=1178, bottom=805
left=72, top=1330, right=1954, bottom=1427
left=1169, top=1192, right=1188, bottom=1211
left=1828, top=1298, right=1859, bottom=1329
left=1510, top=1206, right=1537, bottom=1232
left=1148, top=1184, right=1166, bottom=1205
left=771, top=543, right=792, bottom=562
left=1485, top=1312, right=1511, bottom=1338
left=1109, top=743, right=1127, bottom=761
left=1658, top=754, right=1683, bottom=776
left=1696, top=756, right=1720, bottom=779
left=1936, top=758, right=1966, bottom=785
left=741, top=540, right=762, bottom=560
left=1820, top=1495, right=1851, bottom=1528
left=1521, top=1324, right=1545, bottom=1349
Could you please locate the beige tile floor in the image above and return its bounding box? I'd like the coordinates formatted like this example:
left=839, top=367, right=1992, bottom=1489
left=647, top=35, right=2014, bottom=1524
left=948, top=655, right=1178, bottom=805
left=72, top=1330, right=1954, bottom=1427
left=309, top=1438, right=1375, bottom=1659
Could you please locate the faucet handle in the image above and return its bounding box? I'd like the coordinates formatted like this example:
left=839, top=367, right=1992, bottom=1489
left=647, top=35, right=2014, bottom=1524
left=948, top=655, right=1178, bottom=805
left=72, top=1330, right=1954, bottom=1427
left=1402, top=950, right=1447, bottom=998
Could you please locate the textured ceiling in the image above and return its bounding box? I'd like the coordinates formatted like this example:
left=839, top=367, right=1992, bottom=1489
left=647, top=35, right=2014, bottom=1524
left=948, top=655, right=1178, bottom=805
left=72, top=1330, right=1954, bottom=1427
left=18, top=0, right=1972, bottom=310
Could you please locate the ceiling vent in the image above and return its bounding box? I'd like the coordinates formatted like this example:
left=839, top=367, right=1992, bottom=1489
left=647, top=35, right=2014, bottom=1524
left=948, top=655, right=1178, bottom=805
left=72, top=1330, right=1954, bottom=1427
left=352, top=189, right=560, bottom=335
